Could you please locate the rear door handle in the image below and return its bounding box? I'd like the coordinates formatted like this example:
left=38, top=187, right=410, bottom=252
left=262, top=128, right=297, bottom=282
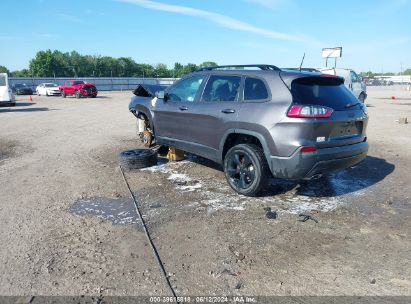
left=179, top=106, right=188, bottom=111
left=221, top=109, right=235, bottom=114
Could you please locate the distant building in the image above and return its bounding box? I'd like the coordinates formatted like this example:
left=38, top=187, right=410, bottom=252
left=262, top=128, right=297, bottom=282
left=374, top=75, right=411, bottom=84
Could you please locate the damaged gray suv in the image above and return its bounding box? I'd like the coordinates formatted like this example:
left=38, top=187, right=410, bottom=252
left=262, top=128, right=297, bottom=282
left=129, top=65, right=369, bottom=196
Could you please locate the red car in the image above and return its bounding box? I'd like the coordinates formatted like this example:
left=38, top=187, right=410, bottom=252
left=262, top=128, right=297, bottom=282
left=59, top=80, right=98, bottom=98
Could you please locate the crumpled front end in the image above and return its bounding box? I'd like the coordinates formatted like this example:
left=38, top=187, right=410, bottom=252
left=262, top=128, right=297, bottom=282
left=80, top=85, right=98, bottom=97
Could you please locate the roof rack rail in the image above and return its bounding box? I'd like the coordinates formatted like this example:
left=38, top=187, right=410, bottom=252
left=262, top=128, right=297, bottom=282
left=197, top=64, right=281, bottom=72
left=283, top=67, right=321, bottom=73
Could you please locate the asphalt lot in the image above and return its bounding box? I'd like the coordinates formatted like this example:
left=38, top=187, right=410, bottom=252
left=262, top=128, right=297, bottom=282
left=0, top=87, right=410, bottom=298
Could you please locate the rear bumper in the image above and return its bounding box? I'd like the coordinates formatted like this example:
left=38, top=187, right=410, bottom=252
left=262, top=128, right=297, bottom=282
left=269, top=141, right=369, bottom=179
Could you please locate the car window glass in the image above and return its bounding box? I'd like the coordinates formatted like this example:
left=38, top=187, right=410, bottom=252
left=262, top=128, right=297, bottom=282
left=244, top=77, right=268, bottom=100
left=291, top=77, right=358, bottom=111
left=350, top=71, right=358, bottom=82
left=167, top=75, right=204, bottom=103
left=202, top=75, right=241, bottom=102
left=0, top=75, right=6, bottom=86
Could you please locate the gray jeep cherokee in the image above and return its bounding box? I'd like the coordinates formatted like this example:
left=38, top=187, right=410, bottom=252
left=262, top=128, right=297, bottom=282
left=129, top=65, right=369, bottom=196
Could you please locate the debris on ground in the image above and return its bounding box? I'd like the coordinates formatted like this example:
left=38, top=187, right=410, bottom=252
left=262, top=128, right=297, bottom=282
left=264, top=207, right=278, bottom=219
left=228, top=245, right=246, bottom=261
left=398, top=117, right=408, bottom=124
left=220, top=268, right=241, bottom=277
left=298, top=214, right=319, bottom=223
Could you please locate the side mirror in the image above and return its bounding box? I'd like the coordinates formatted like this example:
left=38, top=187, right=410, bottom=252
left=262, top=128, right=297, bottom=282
left=156, top=91, right=165, bottom=99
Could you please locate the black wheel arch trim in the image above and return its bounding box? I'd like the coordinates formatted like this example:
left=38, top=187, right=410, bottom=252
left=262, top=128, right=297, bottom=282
left=218, top=129, right=273, bottom=167
left=134, top=104, right=155, bottom=131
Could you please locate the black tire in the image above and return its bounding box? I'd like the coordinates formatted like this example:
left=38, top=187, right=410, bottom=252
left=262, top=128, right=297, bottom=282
left=75, top=90, right=81, bottom=99
left=224, top=144, right=270, bottom=196
left=359, top=93, right=366, bottom=102
left=62, top=92, right=66, bottom=98
left=119, top=149, right=158, bottom=170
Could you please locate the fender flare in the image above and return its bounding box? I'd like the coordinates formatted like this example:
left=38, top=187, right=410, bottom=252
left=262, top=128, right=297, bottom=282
left=218, top=129, right=273, bottom=164
left=134, top=105, right=155, bottom=132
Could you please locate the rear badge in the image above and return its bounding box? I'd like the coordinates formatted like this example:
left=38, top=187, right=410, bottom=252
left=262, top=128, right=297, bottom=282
left=316, top=137, right=326, bottom=142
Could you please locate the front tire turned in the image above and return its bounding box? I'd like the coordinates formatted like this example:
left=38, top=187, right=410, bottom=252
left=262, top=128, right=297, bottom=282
left=359, top=93, right=366, bottom=102
left=224, top=144, right=270, bottom=196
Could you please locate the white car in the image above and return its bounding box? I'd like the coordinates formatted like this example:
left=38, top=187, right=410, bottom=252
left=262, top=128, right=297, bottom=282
left=0, top=73, right=15, bottom=106
left=36, top=83, right=61, bottom=96
left=320, top=68, right=367, bottom=102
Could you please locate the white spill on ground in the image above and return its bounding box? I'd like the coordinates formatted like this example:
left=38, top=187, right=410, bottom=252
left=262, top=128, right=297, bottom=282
left=141, top=158, right=368, bottom=215
left=70, top=197, right=138, bottom=224
left=142, top=161, right=203, bottom=192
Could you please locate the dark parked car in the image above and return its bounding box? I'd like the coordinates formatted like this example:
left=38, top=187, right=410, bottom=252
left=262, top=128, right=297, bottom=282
left=368, top=79, right=383, bottom=86
left=12, top=83, right=33, bottom=95
left=128, top=65, right=369, bottom=196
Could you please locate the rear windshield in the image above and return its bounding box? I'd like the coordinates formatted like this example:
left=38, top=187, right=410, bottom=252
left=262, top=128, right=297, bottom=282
left=291, top=77, right=358, bottom=110
left=0, top=75, right=6, bottom=86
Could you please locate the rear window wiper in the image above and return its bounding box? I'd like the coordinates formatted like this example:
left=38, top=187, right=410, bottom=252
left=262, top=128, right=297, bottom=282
left=345, top=102, right=361, bottom=109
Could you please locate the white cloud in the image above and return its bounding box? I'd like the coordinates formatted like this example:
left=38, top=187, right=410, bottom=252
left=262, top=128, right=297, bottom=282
left=243, top=0, right=291, bottom=10
left=57, top=13, right=83, bottom=23
left=117, top=0, right=308, bottom=43
left=36, top=33, right=56, bottom=38
left=0, top=35, right=27, bottom=41
left=372, top=0, right=410, bottom=14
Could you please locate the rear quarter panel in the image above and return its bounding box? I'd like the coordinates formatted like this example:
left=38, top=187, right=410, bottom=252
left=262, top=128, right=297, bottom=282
left=237, top=74, right=293, bottom=157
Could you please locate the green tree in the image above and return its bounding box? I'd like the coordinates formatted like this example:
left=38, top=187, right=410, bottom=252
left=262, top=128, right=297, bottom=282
left=182, top=63, right=198, bottom=76
left=118, top=57, right=137, bottom=77
left=95, top=56, right=121, bottom=77
left=172, top=63, right=184, bottom=78
left=29, top=49, right=68, bottom=77
left=14, top=49, right=218, bottom=78
left=198, top=61, right=218, bottom=69
left=0, top=65, right=10, bottom=74
left=11, top=69, right=30, bottom=77
left=137, top=64, right=155, bottom=78
left=154, top=63, right=170, bottom=78
left=360, top=71, right=376, bottom=78
left=403, top=69, right=411, bottom=75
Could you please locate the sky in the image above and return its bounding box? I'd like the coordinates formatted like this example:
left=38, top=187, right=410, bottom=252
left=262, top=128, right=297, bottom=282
left=0, top=0, right=410, bottom=73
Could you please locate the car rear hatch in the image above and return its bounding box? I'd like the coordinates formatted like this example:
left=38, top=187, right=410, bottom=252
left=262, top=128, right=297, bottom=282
left=282, top=74, right=368, bottom=149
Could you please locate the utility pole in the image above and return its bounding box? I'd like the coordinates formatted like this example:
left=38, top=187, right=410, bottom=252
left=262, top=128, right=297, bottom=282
left=400, top=63, right=404, bottom=85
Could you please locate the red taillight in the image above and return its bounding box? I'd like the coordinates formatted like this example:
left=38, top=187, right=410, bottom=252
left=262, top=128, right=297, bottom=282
left=287, top=105, right=333, bottom=118
left=301, top=146, right=317, bottom=153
